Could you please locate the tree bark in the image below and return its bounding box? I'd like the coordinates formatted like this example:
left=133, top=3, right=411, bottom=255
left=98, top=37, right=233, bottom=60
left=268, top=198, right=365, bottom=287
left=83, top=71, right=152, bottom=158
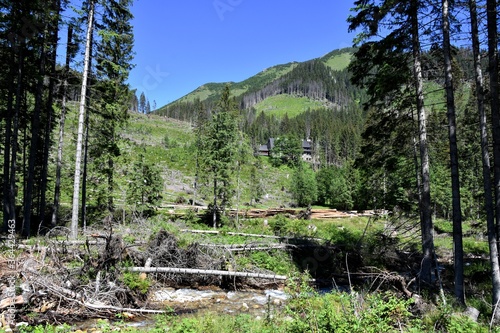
left=442, top=0, right=464, bottom=304
left=410, top=0, right=435, bottom=284
left=486, top=0, right=500, bottom=248
left=52, top=24, right=73, bottom=227
left=470, top=0, right=500, bottom=318
left=82, top=110, right=90, bottom=232
left=71, top=0, right=94, bottom=239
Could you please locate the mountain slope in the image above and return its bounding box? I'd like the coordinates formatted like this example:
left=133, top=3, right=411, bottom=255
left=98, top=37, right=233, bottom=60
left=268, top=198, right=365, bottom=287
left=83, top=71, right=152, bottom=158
left=156, top=47, right=358, bottom=120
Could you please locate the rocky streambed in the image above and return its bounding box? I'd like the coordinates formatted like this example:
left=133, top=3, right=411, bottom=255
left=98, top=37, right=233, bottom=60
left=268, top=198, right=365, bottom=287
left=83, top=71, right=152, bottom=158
left=153, top=287, right=289, bottom=317
left=71, top=288, right=290, bottom=331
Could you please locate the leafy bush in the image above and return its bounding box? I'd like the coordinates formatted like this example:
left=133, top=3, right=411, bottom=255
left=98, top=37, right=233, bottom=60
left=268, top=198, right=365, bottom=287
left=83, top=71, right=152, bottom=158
left=121, top=271, right=150, bottom=295
left=285, top=290, right=417, bottom=333
left=269, top=215, right=310, bottom=237
left=422, top=305, right=489, bottom=333
left=175, top=196, right=187, bottom=204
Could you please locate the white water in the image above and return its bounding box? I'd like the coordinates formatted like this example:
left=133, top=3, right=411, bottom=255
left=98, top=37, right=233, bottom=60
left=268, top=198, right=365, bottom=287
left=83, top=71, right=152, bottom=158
left=153, top=288, right=289, bottom=315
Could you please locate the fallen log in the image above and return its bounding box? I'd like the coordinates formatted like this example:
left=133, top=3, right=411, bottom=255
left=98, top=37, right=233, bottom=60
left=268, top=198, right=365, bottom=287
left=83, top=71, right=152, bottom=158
left=127, top=267, right=288, bottom=280
left=198, top=243, right=290, bottom=251
left=180, top=229, right=284, bottom=239
left=180, top=229, right=323, bottom=242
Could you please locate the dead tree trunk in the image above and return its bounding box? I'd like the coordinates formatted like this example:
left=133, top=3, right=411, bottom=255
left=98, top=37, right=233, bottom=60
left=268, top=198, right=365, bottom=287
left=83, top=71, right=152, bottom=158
left=52, top=24, right=73, bottom=227
left=127, top=267, right=288, bottom=280
left=71, top=0, right=94, bottom=239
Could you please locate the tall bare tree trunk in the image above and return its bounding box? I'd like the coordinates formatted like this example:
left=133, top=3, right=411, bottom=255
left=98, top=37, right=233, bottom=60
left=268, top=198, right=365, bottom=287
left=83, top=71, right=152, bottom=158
left=470, top=0, right=500, bottom=318
left=51, top=24, right=73, bottom=227
left=410, top=0, right=434, bottom=285
left=486, top=0, right=500, bottom=246
left=82, top=109, right=90, bottom=232
left=71, top=0, right=94, bottom=239
left=442, top=0, right=464, bottom=304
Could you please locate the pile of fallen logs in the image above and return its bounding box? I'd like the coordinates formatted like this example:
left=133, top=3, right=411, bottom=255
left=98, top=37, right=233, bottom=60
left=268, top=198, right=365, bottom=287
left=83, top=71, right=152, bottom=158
left=0, top=226, right=294, bottom=327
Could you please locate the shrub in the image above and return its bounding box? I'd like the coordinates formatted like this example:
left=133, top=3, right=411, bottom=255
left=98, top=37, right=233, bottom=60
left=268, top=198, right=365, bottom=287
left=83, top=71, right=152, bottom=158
left=270, top=214, right=288, bottom=235
left=285, top=290, right=417, bottom=333
left=121, top=271, right=150, bottom=295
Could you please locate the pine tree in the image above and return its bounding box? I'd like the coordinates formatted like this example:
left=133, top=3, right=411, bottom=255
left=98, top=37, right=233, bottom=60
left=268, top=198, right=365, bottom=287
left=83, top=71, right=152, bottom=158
left=52, top=23, right=75, bottom=227
left=199, top=85, right=239, bottom=228
left=249, top=160, right=265, bottom=206
left=2, top=0, right=64, bottom=236
left=1, top=0, right=24, bottom=230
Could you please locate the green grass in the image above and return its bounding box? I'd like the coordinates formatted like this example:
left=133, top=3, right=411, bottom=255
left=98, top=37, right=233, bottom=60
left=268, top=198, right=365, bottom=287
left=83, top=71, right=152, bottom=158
left=253, top=94, right=326, bottom=118
left=433, top=218, right=476, bottom=235
left=323, top=52, right=352, bottom=71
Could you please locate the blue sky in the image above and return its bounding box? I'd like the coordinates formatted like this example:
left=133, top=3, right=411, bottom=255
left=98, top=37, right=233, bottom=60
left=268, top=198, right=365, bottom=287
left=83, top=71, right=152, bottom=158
left=127, top=1, right=356, bottom=108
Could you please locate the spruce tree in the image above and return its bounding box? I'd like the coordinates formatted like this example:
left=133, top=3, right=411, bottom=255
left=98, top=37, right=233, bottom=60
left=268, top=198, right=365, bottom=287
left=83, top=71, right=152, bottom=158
left=348, top=0, right=436, bottom=283
left=94, top=0, right=134, bottom=216
left=199, top=85, right=239, bottom=228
